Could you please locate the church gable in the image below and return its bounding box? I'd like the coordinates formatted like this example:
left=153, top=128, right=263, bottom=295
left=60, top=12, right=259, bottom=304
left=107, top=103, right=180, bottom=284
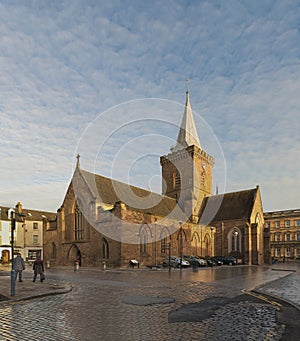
left=199, top=187, right=259, bottom=225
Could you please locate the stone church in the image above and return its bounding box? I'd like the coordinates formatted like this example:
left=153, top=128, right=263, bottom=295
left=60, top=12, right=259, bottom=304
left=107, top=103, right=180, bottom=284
left=43, top=90, right=270, bottom=267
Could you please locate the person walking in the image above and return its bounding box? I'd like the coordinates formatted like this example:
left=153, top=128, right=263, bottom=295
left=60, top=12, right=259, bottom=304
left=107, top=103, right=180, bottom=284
left=33, top=257, right=45, bottom=282
left=13, top=253, right=25, bottom=282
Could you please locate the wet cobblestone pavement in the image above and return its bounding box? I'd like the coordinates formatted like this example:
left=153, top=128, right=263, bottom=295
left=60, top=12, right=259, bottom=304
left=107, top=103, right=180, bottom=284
left=0, top=263, right=299, bottom=340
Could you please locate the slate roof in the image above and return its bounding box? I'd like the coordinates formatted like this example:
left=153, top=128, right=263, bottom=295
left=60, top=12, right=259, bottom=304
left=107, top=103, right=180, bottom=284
left=0, top=206, right=56, bottom=222
left=199, top=187, right=259, bottom=225
left=76, top=169, right=187, bottom=221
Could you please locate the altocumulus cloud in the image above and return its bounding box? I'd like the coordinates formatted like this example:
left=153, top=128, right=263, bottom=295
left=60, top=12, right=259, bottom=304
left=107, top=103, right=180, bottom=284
left=0, top=0, right=299, bottom=212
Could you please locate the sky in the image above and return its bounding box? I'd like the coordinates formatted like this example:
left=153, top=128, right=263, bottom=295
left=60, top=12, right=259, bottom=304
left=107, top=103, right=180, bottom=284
left=0, top=0, right=299, bottom=214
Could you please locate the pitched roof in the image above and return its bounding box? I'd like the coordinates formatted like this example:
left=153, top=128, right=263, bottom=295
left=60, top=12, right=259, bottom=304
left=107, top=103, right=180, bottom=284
left=199, top=187, right=259, bottom=225
left=0, top=206, right=56, bottom=222
left=75, top=169, right=186, bottom=221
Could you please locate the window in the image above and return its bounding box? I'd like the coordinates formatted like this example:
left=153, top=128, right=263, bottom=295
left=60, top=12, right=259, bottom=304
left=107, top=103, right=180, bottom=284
left=285, top=248, right=290, bottom=257
left=231, top=231, right=240, bottom=252
left=173, top=169, right=181, bottom=189
left=33, top=235, right=38, bottom=244
left=295, top=220, right=300, bottom=227
left=266, top=222, right=270, bottom=228
left=286, top=234, right=291, bottom=242
left=275, top=234, right=281, bottom=242
left=161, top=237, right=167, bottom=253
left=285, top=220, right=290, bottom=227
left=297, top=234, right=300, bottom=241
left=275, top=221, right=280, bottom=228
left=275, top=248, right=281, bottom=257
left=28, top=250, right=41, bottom=260
left=140, top=230, right=148, bottom=254
left=33, top=222, right=38, bottom=229
left=74, top=202, right=84, bottom=240
left=102, top=238, right=109, bottom=259
left=52, top=242, right=57, bottom=259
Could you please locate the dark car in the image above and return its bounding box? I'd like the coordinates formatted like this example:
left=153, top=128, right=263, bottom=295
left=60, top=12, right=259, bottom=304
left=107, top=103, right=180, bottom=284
left=206, top=257, right=222, bottom=266
left=215, top=256, right=237, bottom=265
left=211, top=257, right=223, bottom=266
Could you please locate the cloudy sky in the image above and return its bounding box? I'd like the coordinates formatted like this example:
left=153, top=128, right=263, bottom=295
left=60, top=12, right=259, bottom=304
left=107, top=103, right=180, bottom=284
left=1, top=0, right=299, bottom=213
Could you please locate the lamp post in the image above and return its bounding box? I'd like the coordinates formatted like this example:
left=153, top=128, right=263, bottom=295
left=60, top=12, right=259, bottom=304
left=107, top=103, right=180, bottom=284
left=234, top=231, right=238, bottom=252
left=200, top=225, right=203, bottom=257
left=210, top=226, right=214, bottom=257
left=9, top=209, right=16, bottom=296
left=179, top=221, right=183, bottom=270
left=9, top=205, right=25, bottom=296
left=154, top=220, right=157, bottom=267
left=168, top=235, right=172, bottom=272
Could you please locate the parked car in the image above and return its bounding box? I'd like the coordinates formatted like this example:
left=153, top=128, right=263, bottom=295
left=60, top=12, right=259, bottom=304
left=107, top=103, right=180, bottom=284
left=211, top=257, right=223, bottom=266
left=162, top=256, right=190, bottom=268
left=205, top=257, right=218, bottom=267
left=184, top=256, right=207, bottom=267
left=215, top=256, right=237, bottom=265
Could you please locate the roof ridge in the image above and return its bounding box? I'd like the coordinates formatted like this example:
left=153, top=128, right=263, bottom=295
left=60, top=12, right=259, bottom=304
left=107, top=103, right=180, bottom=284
left=79, top=168, right=178, bottom=203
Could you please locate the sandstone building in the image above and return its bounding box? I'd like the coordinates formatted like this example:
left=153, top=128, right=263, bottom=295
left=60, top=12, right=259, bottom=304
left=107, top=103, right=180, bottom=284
left=0, top=203, right=56, bottom=264
left=43, top=90, right=269, bottom=267
left=264, top=209, right=300, bottom=261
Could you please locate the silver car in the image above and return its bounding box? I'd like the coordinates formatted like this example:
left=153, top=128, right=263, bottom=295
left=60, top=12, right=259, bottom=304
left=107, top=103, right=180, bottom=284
left=163, top=256, right=190, bottom=268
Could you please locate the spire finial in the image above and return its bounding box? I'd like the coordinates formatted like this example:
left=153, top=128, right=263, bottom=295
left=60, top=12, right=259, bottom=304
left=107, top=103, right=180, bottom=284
left=186, top=77, right=189, bottom=92
left=173, top=80, right=201, bottom=151
left=76, top=153, right=80, bottom=168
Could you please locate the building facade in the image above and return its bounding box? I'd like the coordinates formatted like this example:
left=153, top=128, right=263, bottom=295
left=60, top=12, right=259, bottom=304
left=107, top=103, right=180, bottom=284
left=43, top=89, right=269, bottom=267
left=264, top=209, right=300, bottom=261
left=0, top=203, right=56, bottom=264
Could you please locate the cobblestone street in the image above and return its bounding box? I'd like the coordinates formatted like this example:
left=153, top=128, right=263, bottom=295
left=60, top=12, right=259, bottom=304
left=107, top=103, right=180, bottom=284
left=0, top=264, right=299, bottom=340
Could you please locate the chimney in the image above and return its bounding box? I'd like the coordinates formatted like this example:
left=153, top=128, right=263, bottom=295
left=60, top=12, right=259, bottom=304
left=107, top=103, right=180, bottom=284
left=15, top=202, right=23, bottom=214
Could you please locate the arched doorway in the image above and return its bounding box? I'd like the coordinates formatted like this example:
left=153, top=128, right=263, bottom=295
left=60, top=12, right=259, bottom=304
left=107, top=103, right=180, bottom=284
left=2, top=250, right=10, bottom=263
left=68, top=244, right=82, bottom=266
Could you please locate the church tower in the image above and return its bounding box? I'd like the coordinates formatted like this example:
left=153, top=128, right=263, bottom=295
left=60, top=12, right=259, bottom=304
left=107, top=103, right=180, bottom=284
left=160, top=88, right=214, bottom=223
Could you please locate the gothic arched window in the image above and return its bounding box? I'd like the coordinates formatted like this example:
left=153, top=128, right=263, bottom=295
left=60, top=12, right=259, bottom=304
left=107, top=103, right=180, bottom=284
left=103, top=238, right=109, bottom=259
left=229, top=229, right=241, bottom=252
left=173, top=169, right=181, bottom=189
left=140, top=230, right=148, bottom=254
left=51, top=242, right=57, bottom=259
left=74, top=201, right=84, bottom=240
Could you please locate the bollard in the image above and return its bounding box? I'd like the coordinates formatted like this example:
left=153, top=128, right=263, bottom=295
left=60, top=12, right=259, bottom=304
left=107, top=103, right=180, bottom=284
left=102, top=261, right=106, bottom=270
left=10, top=269, right=15, bottom=296
left=46, top=260, right=50, bottom=269
left=74, top=260, right=80, bottom=271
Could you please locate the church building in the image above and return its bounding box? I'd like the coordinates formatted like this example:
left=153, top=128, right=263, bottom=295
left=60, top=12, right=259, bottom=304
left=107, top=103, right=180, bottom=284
left=43, top=89, right=270, bottom=267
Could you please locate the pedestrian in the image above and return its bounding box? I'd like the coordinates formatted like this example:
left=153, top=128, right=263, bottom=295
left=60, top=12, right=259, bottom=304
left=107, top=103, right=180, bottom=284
left=33, top=257, right=45, bottom=282
left=13, top=253, right=25, bottom=282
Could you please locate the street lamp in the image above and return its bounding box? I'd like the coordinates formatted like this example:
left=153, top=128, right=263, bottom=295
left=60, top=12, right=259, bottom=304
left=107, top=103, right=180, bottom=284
left=168, top=235, right=172, bottom=272
left=8, top=206, right=25, bottom=296
left=234, top=231, right=238, bottom=252
left=210, top=226, right=214, bottom=257
left=8, top=209, right=16, bottom=296
left=179, top=221, right=183, bottom=270
left=200, top=225, right=203, bottom=257
left=154, top=220, right=157, bottom=267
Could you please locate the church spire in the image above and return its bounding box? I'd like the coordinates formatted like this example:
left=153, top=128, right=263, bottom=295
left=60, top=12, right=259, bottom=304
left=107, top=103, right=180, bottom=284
left=174, top=80, right=201, bottom=151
